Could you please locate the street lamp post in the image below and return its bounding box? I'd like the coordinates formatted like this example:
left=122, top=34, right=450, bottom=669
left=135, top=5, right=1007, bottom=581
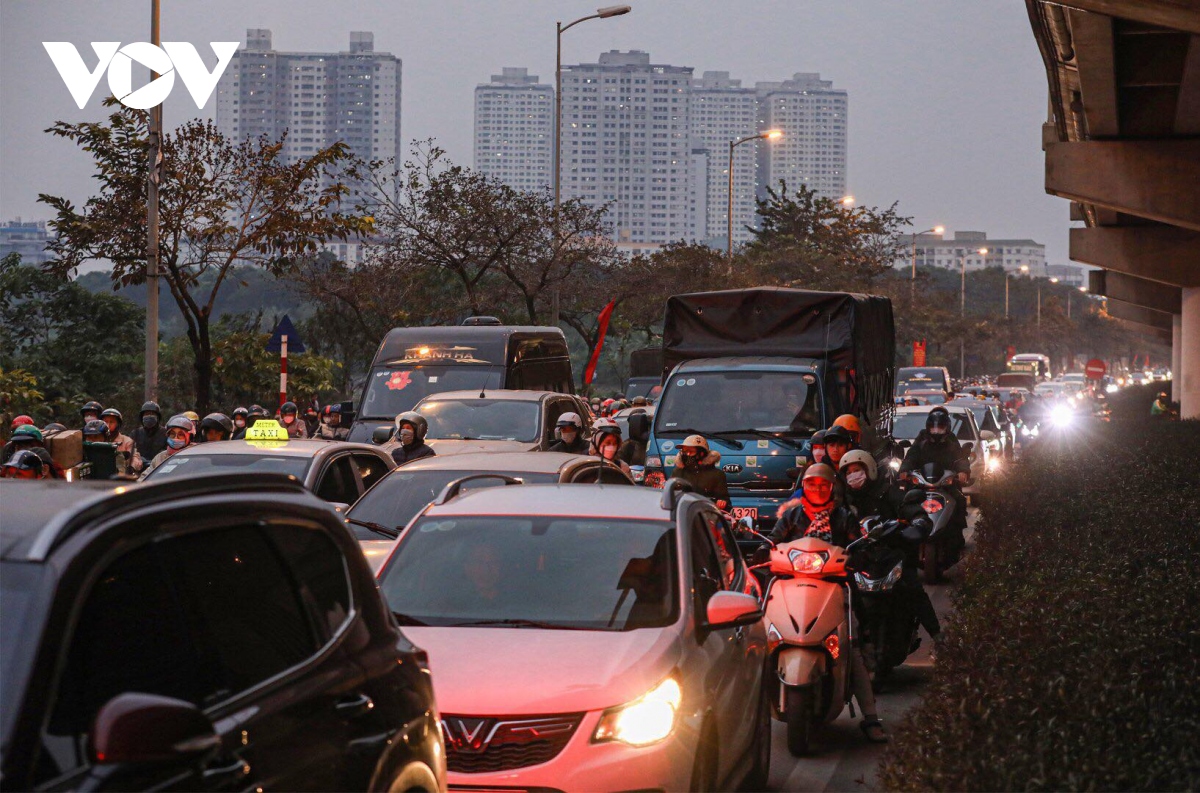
left=960, top=247, right=988, bottom=379
left=727, top=129, right=780, bottom=266
left=910, top=225, right=944, bottom=305
left=144, top=0, right=162, bottom=402
left=553, top=4, right=630, bottom=325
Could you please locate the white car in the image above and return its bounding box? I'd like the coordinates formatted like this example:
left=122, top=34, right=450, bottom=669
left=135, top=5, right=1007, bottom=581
left=891, top=405, right=993, bottom=495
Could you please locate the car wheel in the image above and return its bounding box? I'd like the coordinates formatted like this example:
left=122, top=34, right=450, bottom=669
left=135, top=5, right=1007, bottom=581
left=385, top=762, right=440, bottom=793
left=743, top=683, right=772, bottom=790
left=689, top=721, right=719, bottom=793
left=785, top=686, right=816, bottom=757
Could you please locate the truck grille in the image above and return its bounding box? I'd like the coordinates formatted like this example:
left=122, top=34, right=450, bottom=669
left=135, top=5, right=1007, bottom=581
left=441, top=714, right=583, bottom=774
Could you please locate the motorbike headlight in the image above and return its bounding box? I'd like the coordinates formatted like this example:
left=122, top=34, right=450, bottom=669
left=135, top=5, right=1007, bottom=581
left=987, top=457, right=1002, bottom=473
left=855, top=560, right=904, bottom=592
left=1051, top=405, right=1073, bottom=427
left=888, top=458, right=901, bottom=471
left=593, top=677, right=682, bottom=746
left=789, top=549, right=828, bottom=574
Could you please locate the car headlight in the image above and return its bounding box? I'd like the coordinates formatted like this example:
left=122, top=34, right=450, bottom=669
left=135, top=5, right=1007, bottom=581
left=888, top=458, right=901, bottom=471
left=789, top=549, right=828, bottom=574
left=1051, top=405, right=1073, bottom=426
left=593, top=677, right=682, bottom=746
left=1105, top=384, right=1119, bottom=394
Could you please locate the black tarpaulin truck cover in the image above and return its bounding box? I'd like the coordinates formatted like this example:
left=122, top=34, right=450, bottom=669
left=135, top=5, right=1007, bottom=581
left=662, top=287, right=895, bottom=425
left=629, top=348, right=665, bottom=379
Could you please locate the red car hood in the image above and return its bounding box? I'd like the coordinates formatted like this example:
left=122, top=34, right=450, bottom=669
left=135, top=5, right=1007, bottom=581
left=404, top=625, right=680, bottom=715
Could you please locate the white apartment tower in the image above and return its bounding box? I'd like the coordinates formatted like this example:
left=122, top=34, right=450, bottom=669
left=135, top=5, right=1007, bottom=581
left=756, top=73, right=848, bottom=201
left=474, top=68, right=554, bottom=191
left=689, top=71, right=760, bottom=247
left=215, top=30, right=402, bottom=168
left=559, top=51, right=698, bottom=245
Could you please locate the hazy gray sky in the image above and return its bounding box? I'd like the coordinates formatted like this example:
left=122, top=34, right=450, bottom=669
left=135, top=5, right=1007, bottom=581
left=0, top=0, right=1070, bottom=262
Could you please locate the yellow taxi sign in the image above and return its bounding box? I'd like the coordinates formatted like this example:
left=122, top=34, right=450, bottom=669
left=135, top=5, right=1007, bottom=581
left=244, top=419, right=290, bottom=442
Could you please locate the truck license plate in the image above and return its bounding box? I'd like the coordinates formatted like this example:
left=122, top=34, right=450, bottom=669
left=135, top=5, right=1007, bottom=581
left=732, top=507, right=759, bottom=520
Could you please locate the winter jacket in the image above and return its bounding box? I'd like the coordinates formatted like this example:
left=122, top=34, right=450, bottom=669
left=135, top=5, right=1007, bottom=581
left=768, top=501, right=856, bottom=547
left=112, top=433, right=143, bottom=474
left=281, top=417, right=308, bottom=439
left=590, top=452, right=632, bottom=476
left=312, top=423, right=351, bottom=441
left=844, top=477, right=902, bottom=522
left=899, top=430, right=971, bottom=477
left=547, top=436, right=589, bottom=455
left=391, top=441, right=436, bottom=466
left=130, top=424, right=169, bottom=462
left=671, top=450, right=730, bottom=506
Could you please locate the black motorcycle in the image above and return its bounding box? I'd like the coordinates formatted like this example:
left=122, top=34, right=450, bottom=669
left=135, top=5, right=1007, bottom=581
left=901, top=462, right=965, bottom=583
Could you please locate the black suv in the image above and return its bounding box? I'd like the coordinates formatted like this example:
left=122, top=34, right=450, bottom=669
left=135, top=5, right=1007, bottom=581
left=0, top=476, right=445, bottom=792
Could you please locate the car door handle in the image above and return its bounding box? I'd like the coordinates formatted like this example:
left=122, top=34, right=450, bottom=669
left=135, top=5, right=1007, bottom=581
left=336, top=693, right=375, bottom=719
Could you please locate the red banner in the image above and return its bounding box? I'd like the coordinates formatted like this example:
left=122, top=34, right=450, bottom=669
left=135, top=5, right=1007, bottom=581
left=912, top=340, right=927, bottom=367
left=1006, top=345, right=1016, bottom=362
left=584, top=301, right=617, bottom=386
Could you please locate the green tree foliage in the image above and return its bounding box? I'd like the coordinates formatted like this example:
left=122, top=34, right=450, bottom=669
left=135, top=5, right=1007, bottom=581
left=0, top=367, right=46, bottom=439
left=0, top=253, right=143, bottom=420
left=39, top=98, right=368, bottom=411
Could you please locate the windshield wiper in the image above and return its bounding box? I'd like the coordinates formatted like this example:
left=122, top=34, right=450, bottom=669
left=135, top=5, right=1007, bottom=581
left=654, top=427, right=745, bottom=449
left=345, top=517, right=399, bottom=539
left=449, top=618, right=592, bottom=630
left=717, top=428, right=805, bottom=450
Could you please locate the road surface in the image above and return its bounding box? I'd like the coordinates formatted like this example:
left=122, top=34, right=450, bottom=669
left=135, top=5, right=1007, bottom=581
left=765, top=508, right=977, bottom=791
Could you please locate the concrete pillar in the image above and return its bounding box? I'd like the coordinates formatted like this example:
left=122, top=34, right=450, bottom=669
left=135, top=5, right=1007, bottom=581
left=1173, top=314, right=1183, bottom=404
left=1183, top=288, right=1200, bottom=419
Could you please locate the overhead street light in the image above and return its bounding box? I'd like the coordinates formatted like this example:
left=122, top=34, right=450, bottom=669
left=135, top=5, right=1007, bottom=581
left=960, top=247, right=988, bottom=378
left=727, top=129, right=782, bottom=265
left=840, top=195, right=855, bottom=206
left=909, top=225, right=945, bottom=305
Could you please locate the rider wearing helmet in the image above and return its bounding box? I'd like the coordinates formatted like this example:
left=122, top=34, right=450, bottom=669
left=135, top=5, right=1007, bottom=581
left=822, top=424, right=856, bottom=470
left=807, top=429, right=828, bottom=466
left=231, top=407, right=250, bottom=439
left=313, top=404, right=351, bottom=441
left=1151, top=391, right=1171, bottom=418
left=548, top=412, right=588, bottom=454
left=899, top=406, right=970, bottom=547
left=79, top=400, right=104, bottom=426
left=589, top=419, right=631, bottom=475
left=100, top=408, right=143, bottom=474
left=832, top=414, right=862, bottom=447
left=10, top=415, right=35, bottom=431
left=303, top=405, right=320, bottom=438
left=391, top=411, right=435, bottom=466
left=1, top=449, right=47, bottom=480
left=199, top=413, right=234, bottom=443
left=182, top=411, right=202, bottom=438
left=143, top=414, right=196, bottom=476
left=83, top=419, right=127, bottom=479
left=130, top=401, right=168, bottom=461
left=277, top=401, right=308, bottom=438
left=3, top=424, right=44, bottom=465
left=671, top=435, right=730, bottom=510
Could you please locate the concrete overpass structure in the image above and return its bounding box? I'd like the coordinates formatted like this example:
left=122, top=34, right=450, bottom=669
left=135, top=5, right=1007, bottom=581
left=1026, top=0, right=1200, bottom=417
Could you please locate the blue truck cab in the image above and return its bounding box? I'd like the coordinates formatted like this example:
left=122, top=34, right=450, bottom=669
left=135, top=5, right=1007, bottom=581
left=642, top=288, right=895, bottom=527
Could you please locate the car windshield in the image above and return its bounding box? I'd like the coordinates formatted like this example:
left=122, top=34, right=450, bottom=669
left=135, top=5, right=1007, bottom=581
left=416, top=399, right=541, bottom=442
left=896, top=369, right=945, bottom=392
left=379, top=516, right=679, bottom=631
left=893, top=412, right=975, bottom=441
left=1, top=562, right=42, bottom=747
left=348, top=469, right=559, bottom=538
left=655, top=371, right=820, bottom=435
left=143, top=452, right=310, bottom=480
left=359, top=365, right=503, bottom=420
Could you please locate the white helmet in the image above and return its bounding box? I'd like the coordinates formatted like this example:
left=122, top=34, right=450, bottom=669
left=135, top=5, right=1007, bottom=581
left=556, top=412, right=583, bottom=430
left=681, top=434, right=709, bottom=451
left=838, top=449, right=878, bottom=481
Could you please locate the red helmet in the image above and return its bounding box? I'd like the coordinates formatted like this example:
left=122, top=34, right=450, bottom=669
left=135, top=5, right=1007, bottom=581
left=10, top=415, right=35, bottom=431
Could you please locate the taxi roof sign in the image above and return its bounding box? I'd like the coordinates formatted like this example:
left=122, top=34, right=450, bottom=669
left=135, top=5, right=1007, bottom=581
left=244, top=420, right=290, bottom=442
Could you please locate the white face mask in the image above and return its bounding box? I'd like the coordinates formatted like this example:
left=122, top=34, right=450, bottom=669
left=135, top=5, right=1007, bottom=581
left=560, top=429, right=577, bottom=444
left=399, top=428, right=416, bottom=445
left=846, top=470, right=868, bottom=489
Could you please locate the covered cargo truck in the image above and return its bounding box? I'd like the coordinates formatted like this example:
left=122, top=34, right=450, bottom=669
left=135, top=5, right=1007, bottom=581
left=645, top=287, right=895, bottom=525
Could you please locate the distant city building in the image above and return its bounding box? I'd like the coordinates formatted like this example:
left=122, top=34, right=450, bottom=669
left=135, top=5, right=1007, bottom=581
left=0, top=219, right=54, bottom=265
left=756, top=73, right=848, bottom=201
left=559, top=51, right=700, bottom=245
left=904, top=230, right=1047, bottom=274
left=1046, top=263, right=1086, bottom=287
left=215, top=29, right=402, bottom=169
left=474, top=68, right=554, bottom=192
left=689, top=71, right=760, bottom=246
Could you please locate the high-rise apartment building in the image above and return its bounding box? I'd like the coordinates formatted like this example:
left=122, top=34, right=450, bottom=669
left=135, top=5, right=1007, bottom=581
left=904, top=231, right=1047, bottom=275
left=756, top=73, right=848, bottom=201
left=559, top=51, right=698, bottom=245
left=215, top=30, right=402, bottom=168
left=689, top=71, right=760, bottom=247
left=474, top=68, right=554, bottom=192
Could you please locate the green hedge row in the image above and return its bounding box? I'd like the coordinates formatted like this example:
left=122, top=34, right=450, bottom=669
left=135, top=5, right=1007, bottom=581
left=880, top=418, right=1200, bottom=791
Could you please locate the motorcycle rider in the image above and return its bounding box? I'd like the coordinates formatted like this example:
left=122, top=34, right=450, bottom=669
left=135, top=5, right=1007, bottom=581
left=199, top=413, right=234, bottom=443
left=766, top=463, right=888, bottom=743
left=79, top=400, right=103, bottom=426
left=129, top=401, right=169, bottom=462
left=278, top=402, right=308, bottom=438
left=547, top=412, right=588, bottom=454
left=840, top=450, right=942, bottom=647
left=82, top=419, right=127, bottom=479
left=671, top=434, right=730, bottom=509
left=313, top=404, right=351, bottom=441
left=390, top=411, right=436, bottom=466
left=1151, top=391, right=1172, bottom=418
left=143, top=414, right=196, bottom=476
left=618, top=408, right=650, bottom=467
left=589, top=419, right=632, bottom=475
left=899, top=406, right=970, bottom=552
left=807, top=429, right=828, bottom=466
left=182, top=411, right=202, bottom=439
left=303, top=405, right=321, bottom=437
left=823, top=425, right=855, bottom=469
left=2, top=449, right=48, bottom=480
left=832, top=414, right=862, bottom=447
left=100, top=408, right=143, bottom=474
left=231, top=407, right=250, bottom=439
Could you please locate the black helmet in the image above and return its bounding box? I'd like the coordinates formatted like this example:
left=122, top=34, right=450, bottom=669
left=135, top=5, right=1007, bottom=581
left=3, top=449, right=44, bottom=475
left=823, top=425, right=854, bottom=446
left=926, top=407, right=952, bottom=442
left=280, top=401, right=298, bottom=415
left=100, top=407, right=123, bottom=427
left=140, top=401, right=162, bottom=418
left=42, top=423, right=67, bottom=435
left=248, top=404, right=268, bottom=417
left=82, top=419, right=110, bottom=439
left=395, top=411, right=428, bottom=442
left=80, top=400, right=103, bottom=419
left=810, top=429, right=828, bottom=446
left=232, top=406, right=249, bottom=419
left=200, top=412, right=234, bottom=439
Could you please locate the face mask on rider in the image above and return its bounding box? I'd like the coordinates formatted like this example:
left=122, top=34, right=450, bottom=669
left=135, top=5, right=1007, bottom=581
left=811, top=446, right=826, bottom=463
left=166, top=436, right=187, bottom=450
left=601, top=440, right=618, bottom=460
left=560, top=429, right=577, bottom=444
left=143, top=415, right=158, bottom=430
left=845, top=469, right=868, bottom=489
left=399, top=428, right=416, bottom=445
left=282, top=414, right=295, bottom=425
left=234, top=418, right=246, bottom=428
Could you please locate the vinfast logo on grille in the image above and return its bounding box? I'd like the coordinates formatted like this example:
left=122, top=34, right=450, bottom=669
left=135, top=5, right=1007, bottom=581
left=43, top=42, right=239, bottom=109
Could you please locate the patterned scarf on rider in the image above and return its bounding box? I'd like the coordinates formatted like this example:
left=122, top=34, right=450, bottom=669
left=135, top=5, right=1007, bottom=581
left=801, top=496, right=834, bottom=543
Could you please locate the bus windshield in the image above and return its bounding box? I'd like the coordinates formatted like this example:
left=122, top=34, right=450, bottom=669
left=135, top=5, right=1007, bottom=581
left=359, top=365, right=503, bottom=419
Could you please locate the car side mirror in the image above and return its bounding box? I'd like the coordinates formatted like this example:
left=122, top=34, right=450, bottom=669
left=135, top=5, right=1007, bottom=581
left=90, top=693, right=220, bottom=766
left=371, top=426, right=394, bottom=445
left=705, top=591, right=762, bottom=628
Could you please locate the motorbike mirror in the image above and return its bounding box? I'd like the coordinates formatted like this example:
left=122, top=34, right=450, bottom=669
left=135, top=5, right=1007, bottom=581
left=371, top=426, right=394, bottom=445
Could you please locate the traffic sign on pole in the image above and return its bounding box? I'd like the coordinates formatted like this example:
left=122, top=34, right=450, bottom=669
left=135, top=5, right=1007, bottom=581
left=1085, top=359, right=1107, bottom=380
